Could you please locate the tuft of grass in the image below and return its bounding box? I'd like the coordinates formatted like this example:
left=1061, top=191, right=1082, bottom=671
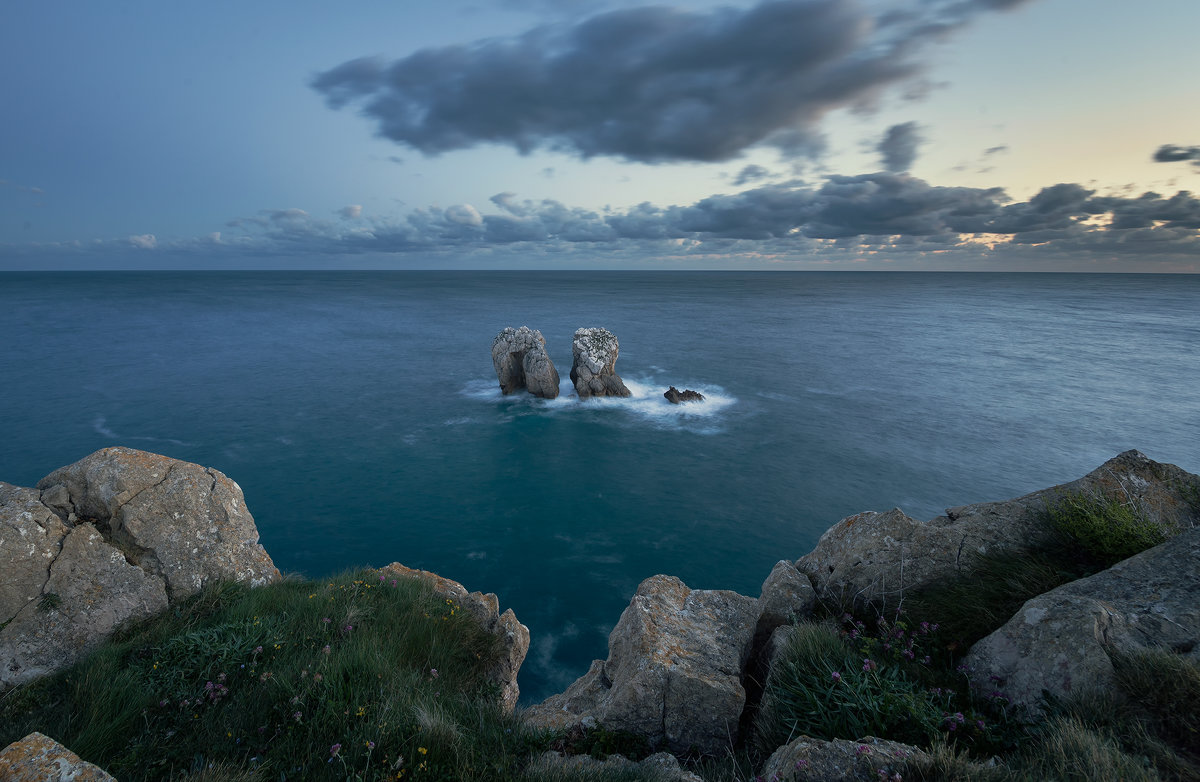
left=36, top=592, right=62, bottom=612
left=1045, top=491, right=1174, bottom=568
left=0, top=569, right=583, bottom=781
left=901, top=548, right=1084, bottom=655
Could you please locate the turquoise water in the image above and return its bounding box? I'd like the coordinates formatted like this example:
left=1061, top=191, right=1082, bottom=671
left=2, top=271, right=1198, bottom=700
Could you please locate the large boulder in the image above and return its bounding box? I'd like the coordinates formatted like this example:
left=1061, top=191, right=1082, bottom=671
left=37, top=447, right=280, bottom=598
left=0, top=732, right=115, bottom=781
left=524, top=575, right=758, bottom=755
left=964, top=525, right=1200, bottom=714
left=379, top=563, right=529, bottom=713
left=797, top=451, right=1199, bottom=606
left=491, top=326, right=560, bottom=399
left=759, top=735, right=926, bottom=782
left=570, top=327, right=631, bottom=399
left=2, top=448, right=280, bottom=690
left=664, top=387, right=704, bottom=404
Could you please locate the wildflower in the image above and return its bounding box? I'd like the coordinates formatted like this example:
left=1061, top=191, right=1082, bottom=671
left=862, top=658, right=877, bottom=672
left=330, top=743, right=342, bottom=757
left=977, top=720, right=986, bottom=730
left=314, top=673, right=323, bottom=682
left=217, top=672, right=227, bottom=682
left=323, top=644, right=331, bottom=655
left=922, top=655, right=931, bottom=665
left=367, top=740, right=376, bottom=750
left=418, top=747, right=427, bottom=755
left=795, top=758, right=809, bottom=769
left=856, top=744, right=870, bottom=756
left=430, top=668, right=439, bottom=678
left=345, top=624, right=353, bottom=632
left=293, top=711, right=302, bottom=722
left=254, top=645, right=263, bottom=654
left=831, top=671, right=842, bottom=683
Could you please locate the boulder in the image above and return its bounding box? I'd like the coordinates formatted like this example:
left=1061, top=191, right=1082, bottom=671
left=964, top=525, right=1200, bottom=714
left=570, top=327, right=631, bottom=398
left=756, top=559, right=817, bottom=640
left=797, top=451, right=1199, bottom=607
left=2, top=448, right=280, bottom=690
left=0, top=732, right=115, bottom=781
left=379, top=563, right=530, bottom=713
left=524, top=574, right=758, bottom=755
left=491, top=326, right=560, bottom=399
left=37, top=447, right=280, bottom=598
left=664, top=387, right=704, bottom=404
left=528, top=750, right=704, bottom=782
left=759, top=735, right=925, bottom=782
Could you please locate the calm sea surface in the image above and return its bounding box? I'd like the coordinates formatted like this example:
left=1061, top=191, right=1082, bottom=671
left=2, top=271, right=1198, bottom=700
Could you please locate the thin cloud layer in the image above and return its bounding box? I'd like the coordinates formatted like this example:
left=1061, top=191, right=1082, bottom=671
left=312, top=0, right=1030, bottom=163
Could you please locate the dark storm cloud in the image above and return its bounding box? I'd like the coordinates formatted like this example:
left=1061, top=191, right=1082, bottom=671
left=1153, top=144, right=1200, bottom=165
left=312, top=0, right=1026, bottom=163
left=878, top=121, right=923, bottom=172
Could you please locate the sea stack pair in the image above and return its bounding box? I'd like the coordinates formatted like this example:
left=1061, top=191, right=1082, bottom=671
left=491, top=326, right=631, bottom=400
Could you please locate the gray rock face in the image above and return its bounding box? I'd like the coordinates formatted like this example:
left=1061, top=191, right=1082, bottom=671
left=756, top=559, right=817, bottom=640
left=797, top=450, right=1199, bottom=607
left=380, top=562, right=530, bottom=713
left=965, top=525, right=1200, bottom=714
left=528, top=750, right=704, bottom=782
left=37, top=447, right=280, bottom=598
left=524, top=574, right=758, bottom=755
left=570, top=327, right=631, bottom=398
left=2, top=448, right=280, bottom=690
left=760, top=735, right=925, bottom=782
left=491, top=326, right=560, bottom=399
left=0, top=732, right=116, bottom=781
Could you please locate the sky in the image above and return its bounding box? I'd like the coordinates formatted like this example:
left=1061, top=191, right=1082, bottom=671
left=2, top=0, right=1199, bottom=271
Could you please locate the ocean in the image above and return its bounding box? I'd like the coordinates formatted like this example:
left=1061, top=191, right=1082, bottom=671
left=2, top=271, right=1197, bottom=701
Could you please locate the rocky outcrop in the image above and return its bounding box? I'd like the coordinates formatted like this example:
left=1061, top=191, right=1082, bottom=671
left=664, top=387, right=704, bottom=404
left=965, top=525, right=1200, bottom=714
left=755, top=559, right=817, bottom=641
left=759, top=735, right=925, bottom=782
left=796, top=450, right=1199, bottom=607
left=379, top=563, right=530, bottom=713
left=2, top=448, right=279, bottom=690
left=528, top=750, right=704, bottom=781
left=491, top=326, right=560, bottom=399
left=570, top=327, right=631, bottom=399
left=0, top=732, right=115, bottom=781
left=524, top=574, right=757, bottom=755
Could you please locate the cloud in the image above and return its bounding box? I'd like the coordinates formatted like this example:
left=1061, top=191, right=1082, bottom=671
left=1153, top=144, right=1200, bottom=166
left=733, top=164, right=773, bottom=186
left=128, top=234, right=157, bottom=249
left=983, top=145, right=1009, bottom=156
left=312, top=0, right=1030, bottom=163
left=878, top=121, right=923, bottom=172
left=339, top=205, right=363, bottom=219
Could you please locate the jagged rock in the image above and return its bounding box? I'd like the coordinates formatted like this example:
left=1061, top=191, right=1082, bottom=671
left=756, top=559, right=817, bottom=640
left=524, top=574, right=758, bottom=755
left=760, top=735, right=926, bottom=782
left=0, top=732, right=115, bottom=781
left=528, top=750, right=704, bottom=781
left=1, top=520, right=168, bottom=689
left=965, top=525, right=1200, bottom=714
left=37, top=446, right=280, bottom=598
left=2, top=448, right=280, bottom=690
left=664, top=387, right=704, bottom=404
left=379, top=562, right=529, bottom=713
left=570, top=327, right=631, bottom=398
left=491, top=326, right=560, bottom=399
left=796, top=450, right=1200, bottom=606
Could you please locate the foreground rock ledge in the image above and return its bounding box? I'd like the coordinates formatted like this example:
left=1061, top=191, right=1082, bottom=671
left=0, top=731, right=115, bottom=781
left=1, top=447, right=280, bottom=690
left=524, top=574, right=757, bottom=755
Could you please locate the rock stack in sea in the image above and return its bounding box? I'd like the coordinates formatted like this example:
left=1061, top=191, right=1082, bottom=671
left=570, top=327, right=631, bottom=399
left=491, top=326, right=561, bottom=399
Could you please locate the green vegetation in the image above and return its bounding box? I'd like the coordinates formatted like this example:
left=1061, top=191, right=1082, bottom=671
left=1045, top=491, right=1175, bottom=568
left=36, top=592, right=62, bottom=613
left=0, top=571, right=591, bottom=781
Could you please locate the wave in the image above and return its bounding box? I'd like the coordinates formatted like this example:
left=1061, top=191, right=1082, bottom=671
left=92, top=415, right=194, bottom=447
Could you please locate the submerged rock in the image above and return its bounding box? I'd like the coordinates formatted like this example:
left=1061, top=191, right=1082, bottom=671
left=380, top=563, right=530, bottom=713
left=796, top=450, right=1200, bottom=607
left=570, top=327, right=631, bottom=398
left=664, top=386, right=705, bottom=404
left=524, top=574, right=757, bottom=755
left=965, top=525, right=1200, bottom=714
left=2, top=447, right=280, bottom=690
left=491, top=326, right=560, bottom=399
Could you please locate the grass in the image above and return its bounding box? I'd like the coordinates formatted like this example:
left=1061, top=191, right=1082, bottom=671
left=0, top=570, right=652, bottom=781
left=1044, top=491, right=1175, bottom=569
